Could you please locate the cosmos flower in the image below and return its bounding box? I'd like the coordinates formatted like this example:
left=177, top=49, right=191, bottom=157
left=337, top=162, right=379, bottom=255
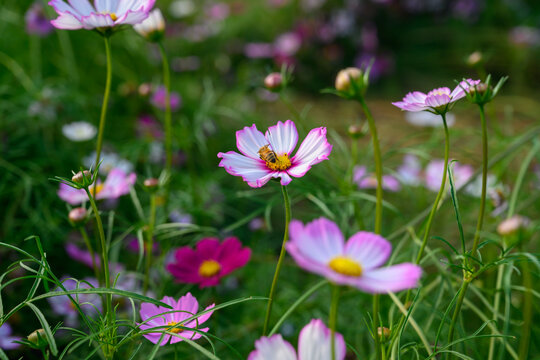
left=136, top=115, right=163, bottom=140
left=58, top=168, right=136, bottom=205
left=396, top=154, right=422, bottom=186
left=47, top=277, right=102, bottom=327
left=48, top=0, right=156, bottom=30
left=138, top=293, right=214, bottom=346
left=286, top=218, right=422, bottom=293
left=0, top=323, right=21, bottom=350
left=353, top=166, right=401, bottom=192
left=62, top=121, right=97, bottom=142
left=150, top=86, right=181, bottom=111
left=65, top=243, right=101, bottom=269
left=25, top=2, right=54, bottom=36
left=133, top=8, right=165, bottom=40
left=167, top=237, right=251, bottom=288
left=83, top=151, right=134, bottom=174
left=425, top=159, right=473, bottom=192
left=218, top=120, right=332, bottom=188
left=392, top=80, right=480, bottom=114
left=249, top=319, right=346, bottom=360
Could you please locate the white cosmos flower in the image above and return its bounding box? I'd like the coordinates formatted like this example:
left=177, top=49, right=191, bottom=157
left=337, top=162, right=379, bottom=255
left=62, top=121, right=97, bottom=142
left=133, top=8, right=165, bottom=40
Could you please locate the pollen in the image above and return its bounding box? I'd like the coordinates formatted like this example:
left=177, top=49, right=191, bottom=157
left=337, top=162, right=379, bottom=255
left=198, top=260, right=221, bottom=278
left=266, top=154, right=291, bottom=171
left=167, top=321, right=183, bottom=334
left=328, top=256, right=363, bottom=277
left=90, top=183, right=105, bottom=196
left=101, top=12, right=118, bottom=21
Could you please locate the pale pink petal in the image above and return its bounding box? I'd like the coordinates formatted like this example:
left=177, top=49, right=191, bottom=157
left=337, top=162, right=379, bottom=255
left=274, top=172, right=292, bottom=186
left=218, top=151, right=273, bottom=188
left=94, top=0, right=119, bottom=12
left=298, top=319, right=346, bottom=360
left=115, top=9, right=149, bottom=25
left=58, top=183, right=88, bottom=205
left=425, top=93, right=451, bottom=108
left=288, top=127, right=332, bottom=177
left=51, top=12, right=83, bottom=29
left=354, top=263, right=422, bottom=293
left=184, top=304, right=215, bottom=328
left=451, top=79, right=481, bottom=100
left=287, top=218, right=344, bottom=264
left=80, top=12, right=114, bottom=28
left=264, top=120, right=298, bottom=156
left=68, top=0, right=94, bottom=15
left=236, top=124, right=268, bottom=159
left=248, top=334, right=297, bottom=360
left=344, top=232, right=391, bottom=270
left=175, top=293, right=198, bottom=323
left=49, top=0, right=79, bottom=14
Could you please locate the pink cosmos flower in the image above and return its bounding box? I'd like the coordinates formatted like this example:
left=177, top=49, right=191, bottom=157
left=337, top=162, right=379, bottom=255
left=286, top=218, right=422, bottom=293
left=26, top=2, right=54, bottom=36
left=218, top=120, right=332, bottom=187
left=0, top=323, right=21, bottom=350
left=48, top=0, right=155, bottom=30
left=65, top=243, right=101, bottom=268
left=353, top=165, right=401, bottom=192
left=392, top=79, right=480, bottom=114
left=425, top=159, right=473, bottom=192
left=167, top=237, right=251, bottom=288
left=138, top=293, right=214, bottom=346
left=150, top=86, right=181, bottom=111
left=58, top=168, right=136, bottom=205
left=249, top=319, right=346, bottom=360
left=397, top=154, right=422, bottom=186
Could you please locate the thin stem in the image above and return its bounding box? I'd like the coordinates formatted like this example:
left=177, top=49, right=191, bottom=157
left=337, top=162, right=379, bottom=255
left=373, top=293, right=382, bottom=360
left=158, top=42, right=172, bottom=173
left=329, top=285, right=340, bottom=360
left=143, top=193, right=157, bottom=294
left=446, top=280, right=470, bottom=359
left=94, top=36, right=112, bottom=172
left=358, top=97, right=383, bottom=234
left=79, top=227, right=100, bottom=282
left=487, top=260, right=505, bottom=360
left=518, top=253, right=532, bottom=360
left=262, top=185, right=291, bottom=335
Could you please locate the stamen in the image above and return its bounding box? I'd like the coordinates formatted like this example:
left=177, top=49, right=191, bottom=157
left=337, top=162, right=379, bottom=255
left=328, top=256, right=363, bottom=277
left=198, top=260, right=221, bottom=277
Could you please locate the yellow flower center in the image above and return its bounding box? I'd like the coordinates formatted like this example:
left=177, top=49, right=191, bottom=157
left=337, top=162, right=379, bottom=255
left=264, top=153, right=291, bottom=171
left=101, top=12, right=118, bottom=21
left=198, top=260, right=221, bottom=277
left=167, top=321, right=183, bottom=334
left=328, top=256, right=363, bottom=277
left=90, top=183, right=105, bottom=196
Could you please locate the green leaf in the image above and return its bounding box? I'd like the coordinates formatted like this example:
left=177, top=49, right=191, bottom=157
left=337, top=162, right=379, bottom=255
left=27, top=302, right=58, bottom=356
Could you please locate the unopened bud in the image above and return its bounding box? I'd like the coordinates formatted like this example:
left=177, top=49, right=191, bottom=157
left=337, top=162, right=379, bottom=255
left=138, top=83, right=152, bottom=97
left=72, top=170, right=91, bottom=184
left=335, top=67, right=362, bottom=92
left=68, top=207, right=87, bottom=225
left=466, top=51, right=483, bottom=67
left=347, top=124, right=364, bottom=139
left=497, top=215, right=528, bottom=236
left=264, top=73, right=283, bottom=91
left=143, top=178, right=159, bottom=189
left=470, top=82, right=490, bottom=95
left=28, top=329, right=47, bottom=347
left=377, top=327, right=391, bottom=339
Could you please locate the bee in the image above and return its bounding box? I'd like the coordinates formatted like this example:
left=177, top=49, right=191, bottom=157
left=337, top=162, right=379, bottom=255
left=258, top=145, right=277, bottom=163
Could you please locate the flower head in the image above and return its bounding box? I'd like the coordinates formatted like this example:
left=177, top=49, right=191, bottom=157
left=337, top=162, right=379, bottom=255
left=138, top=293, right=214, bottom=346
left=48, top=0, right=156, bottom=31
left=151, top=86, right=181, bottom=111
left=218, top=120, right=332, bottom=187
left=62, top=121, right=97, bottom=142
left=26, top=2, right=54, bottom=36
left=167, top=237, right=251, bottom=288
left=0, top=323, right=21, bottom=350
left=133, top=8, right=165, bottom=41
left=286, top=218, right=422, bottom=293
left=58, top=168, right=136, bottom=205
left=249, top=319, right=346, bottom=360
left=353, top=166, right=400, bottom=192
left=392, top=80, right=480, bottom=115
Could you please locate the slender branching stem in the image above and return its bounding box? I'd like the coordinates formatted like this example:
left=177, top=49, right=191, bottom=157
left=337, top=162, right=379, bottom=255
left=94, top=36, right=112, bottom=172
left=329, top=284, right=340, bottom=360
left=158, top=42, right=172, bottom=173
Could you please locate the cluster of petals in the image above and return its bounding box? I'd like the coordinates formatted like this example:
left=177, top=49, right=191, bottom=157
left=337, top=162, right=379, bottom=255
left=286, top=218, right=422, bottom=293
left=48, top=0, right=156, bottom=30
left=392, top=79, right=480, bottom=113
left=58, top=168, right=136, bottom=205
left=167, top=237, right=251, bottom=288
left=218, top=120, right=332, bottom=187
left=139, top=293, right=214, bottom=346
left=354, top=165, right=401, bottom=192
left=249, top=319, right=345, bottom=360
left=133, top=8, right=165, bottom=39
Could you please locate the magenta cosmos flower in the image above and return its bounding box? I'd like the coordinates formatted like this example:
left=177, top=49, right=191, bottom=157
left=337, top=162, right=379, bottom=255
left=392, top=79, right=480, bottom=114
left=218, top=120, right=332, bottom=187
left=167, top=237, right=251, bottom=288
left=48, top=0, right=155, bottom=30
left=249, top=319, right=346, bottom=360
left=286, top=218, right=422, bottom=293
left=58, top=168, right=136, bottom=205
left=139, top=293, right=214, bottom=346
left=354, top=165, right=401, bottom=192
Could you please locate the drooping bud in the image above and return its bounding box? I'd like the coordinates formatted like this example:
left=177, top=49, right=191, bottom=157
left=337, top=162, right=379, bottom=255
left=143, top=177, right=160, bottom=190
left=72, top=170, right=92, bottom=185
left=264, top=72, right=283, bottom=91
left=335, top=67, right=362, bottom=92
left=68, top=207, right=88, bottom=225
left=28, top=329, right=48, bottom=348
left=377, top=327, right=391, bottom=340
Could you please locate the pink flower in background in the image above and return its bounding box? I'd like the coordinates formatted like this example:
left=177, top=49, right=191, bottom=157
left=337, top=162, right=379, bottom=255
left=58, top=168, right=136, bottom=205
left=244, top=43, right=274, bottom=59
left=218, top=120, right=332, bottom=187
left=392, top=80, right=480, bottom=114
left=127, top=236, right=160, bottom=254
left=249, top=319, right=346, bottom=360
left=0, top=323, right=21, bottom=350
left=139, top=293, right=214, bottom=345
left=167, top=237, right=251, bottom=288
left=136, top=115, right=163, bottom=139
left=509, top=26, right=540, bottom=47
left=151, top=86, right=181, bottom=111
left=425, top=159, right=473, bottom=192
left=25, top=2, right=54, bottom=36
left=205, top=3, right=230, bottom=20
left=48, top=0, right=155, bottom=30
left=353, top=166, right=401, bottom=192
left=286, top=218, right=422, bottom=293
left=274, top=32, right=302, bottom=57
left=397, top=154, right=423, bottom=186
left=65, top=243, right=101, bottom=269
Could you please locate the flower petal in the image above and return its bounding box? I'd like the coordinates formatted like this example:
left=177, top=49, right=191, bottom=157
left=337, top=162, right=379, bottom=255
left=217, top=237, right=251, bottom=276
left=50, top=12, right=83, bottom=29
left=80, top=12, right=115, bottom=28
left=175, top=293, right=199, bottom=323
left=218, top=151, right=273, bottom=188
left=298, top=319, right=346, bottom=360
left=236, top=124, right=268, bottom=159
left=344, top=232, right=391, bottom=270
left=58, top=183, right=88, bottom=205
left=264, top=120, right=298, bottom=156
left=354, top=263, right=422, bottom=293
left=68, top=0, right=94, bottom=15
left=248, top=334, right=297, bottom=360
left=288, top=127, right=332, bottom=177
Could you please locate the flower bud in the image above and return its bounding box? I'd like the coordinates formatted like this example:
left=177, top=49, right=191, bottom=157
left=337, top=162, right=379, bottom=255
left=138, top=83, right=152, bottom=97
left=264, top=72, right=283, bottom=91
left=335, top=67, right=362, bottom=92
left=347, top=124, right=364, bottom=139
left=466, top=51, right=483, bottom=67
left=68, top=207, right=87, bottom=225
left=377, top=327, right=391, bottom=340
left=143, top=177, right=159, bottom=189
left=469, top=82, right=490, bottom=96
left=72, top=170, right=91, bottom=184
left=497, top=215, right=528, bottom=236
left=28, top=329, right=48, bottom=348
left=133, top=9, right=166, bottom=42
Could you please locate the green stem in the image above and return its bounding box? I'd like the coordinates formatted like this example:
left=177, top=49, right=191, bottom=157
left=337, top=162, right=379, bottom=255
left=373, top=293, right=382, bottom=360
left=487, top=259, right=505, bottom=360
left=158, top=42, right=172, bottom=173
left=329, top=285, right=340, bottom=360
left=446, top=280, right=470, bottom=359
left=80, top=227, right=100, bottom=282
left=94, top=36, right=112, bottom=171
left=518, top=253, right=532, bottom=360
left=262, top=185, right=291, bottom=335
left=143, top=194, right=157, bottom=294
left=358, top=97, right=383, bottom=234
